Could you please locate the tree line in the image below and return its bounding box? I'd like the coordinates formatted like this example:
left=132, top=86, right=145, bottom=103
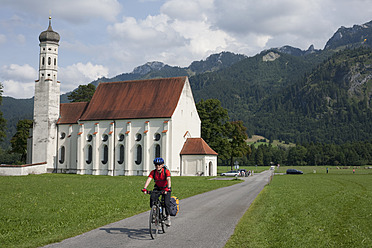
left=220, top=141, right=372, bottom=167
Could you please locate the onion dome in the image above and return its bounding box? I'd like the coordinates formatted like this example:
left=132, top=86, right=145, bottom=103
left=39, top=17, right=60, bottom=43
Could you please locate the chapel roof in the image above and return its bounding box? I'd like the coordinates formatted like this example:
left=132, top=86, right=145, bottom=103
left=180, top=138, right=218, bottom=155
left=58, top=102, right=89, bottom=124
left=59, top=76, right=188, bottom=123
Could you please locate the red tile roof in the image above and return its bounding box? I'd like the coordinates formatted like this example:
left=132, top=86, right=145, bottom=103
left=79, top=77, right=187, bottom=121
left=180, top=138, right=218, bottom=155
left=58, top=102, right=89, bottom=124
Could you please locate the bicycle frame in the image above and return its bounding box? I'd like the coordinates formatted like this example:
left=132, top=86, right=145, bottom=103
left=147, top=190, right=168, bottom=239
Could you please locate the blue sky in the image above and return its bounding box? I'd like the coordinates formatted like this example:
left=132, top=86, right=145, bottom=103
left=1, top=0, right=372, bottom=98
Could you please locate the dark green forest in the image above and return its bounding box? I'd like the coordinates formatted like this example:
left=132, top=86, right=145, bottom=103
left=190, top=47, right=372, bottom=144
left=224, top=140, right=372, bottom=167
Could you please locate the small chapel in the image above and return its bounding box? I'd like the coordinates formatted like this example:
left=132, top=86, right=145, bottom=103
left=25, top=18, right=218, bottom=177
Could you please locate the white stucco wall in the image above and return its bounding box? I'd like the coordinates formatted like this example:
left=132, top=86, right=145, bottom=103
left=170, top=78, right=201, bottom=175
left=181, top=155, right=217, bottom=176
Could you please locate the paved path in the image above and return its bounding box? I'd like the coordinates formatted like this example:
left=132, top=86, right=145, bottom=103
left=44, top=170, right=273, bottom=248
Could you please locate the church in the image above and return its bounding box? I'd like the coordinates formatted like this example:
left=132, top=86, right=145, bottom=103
left=25, top=18, right=218, bottom=177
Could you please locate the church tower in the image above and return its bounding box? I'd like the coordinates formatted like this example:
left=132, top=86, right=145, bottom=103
left=32, top=17, right=60, bottom=172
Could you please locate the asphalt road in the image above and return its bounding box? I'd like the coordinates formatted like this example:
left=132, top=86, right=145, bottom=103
left=44, top=170, right=273, bottom=248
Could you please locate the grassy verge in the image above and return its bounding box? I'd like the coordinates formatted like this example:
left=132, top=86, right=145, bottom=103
left=0, top=174, right=239, bottom=248
left=225, top=167, right=372, bottom=248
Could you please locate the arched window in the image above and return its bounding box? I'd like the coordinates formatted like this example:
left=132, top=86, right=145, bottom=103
left=154, top=133, right=161, bottom=141
left=118, top=145, right=124, bottom=164
left=48, top=57, right=51, bottom=65
left=54, top=58, right=56, bottom=66
left=59, top=146, right=65, bottom=164
left=60, top=132, right=66, bottom=139
left=135, top=145, right=142, bottom=165
left=86, top=145, right=92, bottom=164
left=42, top=57, right=45, bottom=65
left=155, top=144, right=161, bottom=158
left=102, top=145, right=108, bottom=164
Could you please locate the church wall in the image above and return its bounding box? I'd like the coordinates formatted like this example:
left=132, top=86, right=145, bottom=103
left=170, top=78, right=201, bottom=175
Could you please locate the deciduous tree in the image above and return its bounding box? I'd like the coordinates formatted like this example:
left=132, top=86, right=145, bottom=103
left=67, top=84, right=96, bottom=102
left=10, top=119, right=33, bottom=163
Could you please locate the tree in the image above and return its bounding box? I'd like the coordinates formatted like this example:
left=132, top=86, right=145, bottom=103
left=196, top=99, right=231, bottom=160
left=0, top=83, right=6, bottom=141
left=10, top=119, right=33, bottom=163
left=227, top=120, right=250, bottom=169
left=67, top=84, right=96, bottom=102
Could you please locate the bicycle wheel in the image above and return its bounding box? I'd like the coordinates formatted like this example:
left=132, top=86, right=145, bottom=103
left=149, top=205, right=159, bottom=239
left=161, top=207, right=168, bottom=233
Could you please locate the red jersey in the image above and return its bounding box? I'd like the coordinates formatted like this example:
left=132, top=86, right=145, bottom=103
left=149, top=167, right=170, bottom=188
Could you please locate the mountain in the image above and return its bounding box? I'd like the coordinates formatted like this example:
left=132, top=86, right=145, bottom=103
left=273, top=44, right=320, bottom=56
left=257, top=47, right=372, bottom=143
left=325, top=20, right=372, bottom=50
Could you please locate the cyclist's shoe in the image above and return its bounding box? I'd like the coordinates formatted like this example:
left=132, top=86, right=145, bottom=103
left=165, top=216, right=171, bottom=226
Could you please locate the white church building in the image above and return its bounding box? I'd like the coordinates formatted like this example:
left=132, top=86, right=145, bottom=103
left=24, top=18, right=218, bottom=177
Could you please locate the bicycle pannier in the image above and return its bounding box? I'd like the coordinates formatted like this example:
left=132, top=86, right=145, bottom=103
left=169, top=196, right=179, bottom=216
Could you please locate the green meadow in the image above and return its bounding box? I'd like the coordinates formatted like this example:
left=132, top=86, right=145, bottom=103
left=1, top=166, right=371, bottom=248
left=225, top=166, right=372, bottom=248
left=0, top=174, right=239, bottom=248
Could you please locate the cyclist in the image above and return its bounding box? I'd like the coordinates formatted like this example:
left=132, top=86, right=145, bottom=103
left=142, top=157, right=172, bottom=226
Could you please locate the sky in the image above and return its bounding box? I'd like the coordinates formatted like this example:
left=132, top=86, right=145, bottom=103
left=1, top=0, right=372, bottom=99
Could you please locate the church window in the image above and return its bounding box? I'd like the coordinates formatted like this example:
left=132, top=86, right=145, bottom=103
left=59, top=146, right=65, bottom=164
left=87, top=134, right=93, bottom=142
left=135, top=133, right=142, bottom=141
left=154, top=133, right=161, bottom=141
left=155, top=144, right=161, bottom=158
left=118, top=145, right=124, bottom=164
left=60, top=132, right=66, bottom=139
left=102, top=134, right=108, bottom=142
left=54, top=58, right=56, bottom=66
left=42, top=57, right=45, bottom=65
left=48, top=57, right=51, bottom=65
left=118, top=134, right=124, bottom=142
left=135, top=145, right=142, bottom=165
left=102, top=145, right=108, bottom=164
left=86, top=145, right=92, bottom=164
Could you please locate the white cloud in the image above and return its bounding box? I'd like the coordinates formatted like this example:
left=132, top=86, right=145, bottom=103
left=0, top=64, right=37, bottom=98
left=0, top=64, right=36, bottom=81
left=59, top=62, right=109, bottom=94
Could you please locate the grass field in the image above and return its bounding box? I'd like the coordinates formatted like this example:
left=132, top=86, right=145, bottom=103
left=0, top=174, right=239, bottom=248
left=225, top=166, right=372, bottom=248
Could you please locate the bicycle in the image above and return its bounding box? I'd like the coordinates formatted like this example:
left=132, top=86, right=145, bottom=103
left=146, top=190, right=169, bottom=239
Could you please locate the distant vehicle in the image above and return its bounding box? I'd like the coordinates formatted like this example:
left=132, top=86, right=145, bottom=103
left=221, top=170, right=240, bottom=176
left=238, top=169, right=247, bottom=176
left=286, top=169, right=303, bottom=174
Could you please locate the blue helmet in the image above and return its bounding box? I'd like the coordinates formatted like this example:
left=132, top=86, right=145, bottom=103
left=153, top=157, right=164, bottom=165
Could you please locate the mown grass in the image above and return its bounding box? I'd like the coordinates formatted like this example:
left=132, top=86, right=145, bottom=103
left=0, top=174, right=239, bottom=248
left=225, top=167, right=372, bottom=248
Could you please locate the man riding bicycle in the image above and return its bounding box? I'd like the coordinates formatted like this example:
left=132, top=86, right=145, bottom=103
left=142, top=157, right=172, bottom=226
